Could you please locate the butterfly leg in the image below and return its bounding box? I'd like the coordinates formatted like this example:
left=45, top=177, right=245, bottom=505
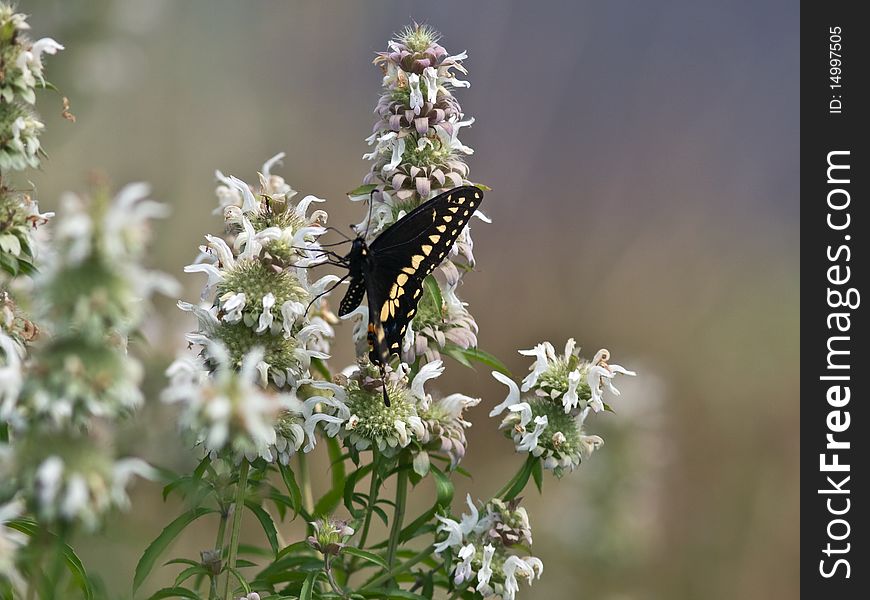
left=367, top=322, right=392, bottom=407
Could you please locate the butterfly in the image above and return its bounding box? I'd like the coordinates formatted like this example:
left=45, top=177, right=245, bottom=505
left=332, top=185, right=484, bottom=405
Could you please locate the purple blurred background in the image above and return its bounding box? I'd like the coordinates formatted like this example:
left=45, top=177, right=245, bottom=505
left=23, top=1, right=799, bottom=598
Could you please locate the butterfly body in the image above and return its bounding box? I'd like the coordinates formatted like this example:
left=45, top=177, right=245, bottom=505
left=337, top=185, right=484, bottom=404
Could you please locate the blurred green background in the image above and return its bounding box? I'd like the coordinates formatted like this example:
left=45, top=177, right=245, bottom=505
left=19, top=0, right=799, bottom=598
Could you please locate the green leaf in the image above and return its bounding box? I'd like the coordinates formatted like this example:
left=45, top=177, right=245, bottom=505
left=430, top=465, right=454, bottom=508
left=442, top=344, right=473, bottom=369
left=314, top=437, right=346, bottom=515
left=174, top=565, right=208, bottom=586
left=531, top=458, right=544, bottom=493
left=228, top=567, right=252, bottom=594
left=501, top=456, right=538, bottom=501
left=343, top=463, right=372, bottom=518
left=342, top=547, right=387, bottom=569
left=7, top=519, right=95, bottom=600
left=311, top=357, right=332, bottom=380
left=460, top=347, right=512, bottom=377
left=147, top=587, right=200, bottom=599
left=471, top=182, right=493, bottom=192
left=300, top=571, right=319, bottom=600
left=278, top=462, right=304, bottom=518
left=133, top=507, right=216, bottom=591
left=245, top=500, right=280, bottom=556
left=347, top=184, right=379, bottom=197
left=423, top=276, right=443, bottom=318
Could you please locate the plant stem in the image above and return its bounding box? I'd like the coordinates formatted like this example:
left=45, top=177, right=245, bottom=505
left=222, top=459, right=249, bottom=600
left=324, top=555, right=348, bottom=599
left=446, top=588, right=466, bottom=600
left=356, top=448, right=380, bottom=551
left=494, top=455, right=533, bottom=499
left=45, top=524, right=67, bottom=600
left=361, top=544, right=434, bottom=590
left=386, top=455, right=409, bottom=570
left=209, top=506, right=230, bottom=600
left=298, top=452, right=315, bottom=516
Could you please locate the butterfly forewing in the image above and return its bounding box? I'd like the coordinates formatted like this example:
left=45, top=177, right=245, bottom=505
left=365, top=185, right=483, bottom=364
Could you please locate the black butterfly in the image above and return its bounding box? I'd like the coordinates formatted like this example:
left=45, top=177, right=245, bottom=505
left=328, top=185, right=484, bottom=405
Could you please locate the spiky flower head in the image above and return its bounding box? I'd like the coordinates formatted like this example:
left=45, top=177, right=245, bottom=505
left=4, top=431, right=154, bottom=531
left=163, top=343, right=304, bottom=464
left=490, top=340, right=635, bottom=477
left=181, top=155, right=337, bottom=389
left=6, top=185, right=174, bottom=430
left=0, top=3, right=62, bottom=172
left=306, top=517, right=355, bottom=556
left=302, top=362, right=424, bottom=455
left=435, top=494, right=543, bottom=600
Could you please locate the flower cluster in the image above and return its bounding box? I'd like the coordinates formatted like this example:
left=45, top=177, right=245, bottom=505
left=179, top=154, right=337, bottom=391
left=1, top=184, right=171, bottom=530
left=2, top=431, right=154, bottom=532
left=304, top=359, right=479, bottom=473
left=352, top=23, right=485, bottom=365
left=307, top=517, right=355, bottom=556
left=163, top=344, right=306, bottom=464
left=9, top=184, right=177, bottom=429
left=0, top=3, right=63, bottom=171
left=0, top=186, right=53, bottom=280
left=491, top=340, right=636, bottom=477
left=436, top=495, right=543, bottom=600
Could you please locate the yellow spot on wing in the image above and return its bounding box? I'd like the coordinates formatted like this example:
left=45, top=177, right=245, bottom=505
left=447, top=207, right=459, bottom=213
left=411, top=255, right=423, bottom=269
left=436, top=224, right=447, bottom=233
left=403, top=266, right=415, bottom=275
left=443, top=215, right=453, bottom=222
left=428, top=234, right=440, bottom=243
left=389, top=283, right=399, bottom=299
left=397, top=273, right=408, bottom=285
left=421, top=244, right=432, bottom=255
left=380, top=303, right=390, bottom=322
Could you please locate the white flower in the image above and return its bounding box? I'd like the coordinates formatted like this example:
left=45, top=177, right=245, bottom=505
left=454, top=543, right=476, bottom=585
left=518, top=342, right=555, bottom=392
left=0, top=334, right=23, bottom=425
left=502, top=556, right=535, bottom=600
left=489, top=371, right=520, bottom=417
left=163, top=345, right=298, bottom=462
left=0, top=499, right=26, bottom=591
left=586, top=349, right=636, bottom=412
left=516, top=415, right=548, bottom=454
left=578, top=434, right=604, bottom=459
left=408, top=73, right=424, bottom=114
left=476, top=543, right=495, bottom=593
left=434, top=493, right=479, bottom=553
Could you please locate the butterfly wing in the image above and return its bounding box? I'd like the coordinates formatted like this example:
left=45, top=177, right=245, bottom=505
left=366, top=185, right=484, bottom=364
left=338, top=274, right=366, bottom=317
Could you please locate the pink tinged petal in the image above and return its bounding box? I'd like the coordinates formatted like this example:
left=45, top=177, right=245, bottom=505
left=415, top=177, right=431, bottom=198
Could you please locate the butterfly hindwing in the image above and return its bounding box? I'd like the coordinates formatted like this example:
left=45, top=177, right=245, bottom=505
left=338, top=274, right=366, bottom=317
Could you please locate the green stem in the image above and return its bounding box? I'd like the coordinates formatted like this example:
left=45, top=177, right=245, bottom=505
left=386, top=456, right=409, bottom=570
left=446, top=588, right=466, bottom=600
left=42, top=522, right=69, bottom=600
left=361, top=544, right=434, bottom=590
left=209, top=506, right=229, bottom=600
left=298, top=452, right=315, bottom=516
left=223, top=459, right=250, bottom=600
left=356, top=449, right=380, bottom=551
left=494, top=456, right=533, bottom=499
